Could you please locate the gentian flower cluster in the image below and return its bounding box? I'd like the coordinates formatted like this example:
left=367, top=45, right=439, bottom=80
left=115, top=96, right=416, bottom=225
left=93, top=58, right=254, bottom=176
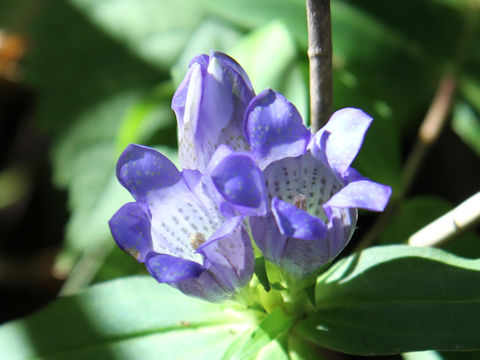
left=109, top=51, right=392, bottom=302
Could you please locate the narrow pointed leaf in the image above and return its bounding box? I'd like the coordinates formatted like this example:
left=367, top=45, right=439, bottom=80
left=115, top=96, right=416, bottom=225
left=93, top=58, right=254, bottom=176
left=254, top=256, right=271, bottom=292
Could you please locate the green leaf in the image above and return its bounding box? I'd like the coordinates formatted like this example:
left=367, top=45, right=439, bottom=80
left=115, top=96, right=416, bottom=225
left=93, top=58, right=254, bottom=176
left=452, top=100, right=480, bottom=157
left=256, top=332, right=289, bottom=360
left=52, top=93, right=139, bottom=275
left=352, top=113, right=402, bottom=192
left=69, top=0, right=205, bottom=69
left=221, top=309, right=294, bottom=360
left=403, top=351, right=446, bottom=360
left=52, top=92, right=178, bottom=281
left=296, top=245, right=480, bottom=355
left=230, top=21, right=297, bottom=93
left=91, top=246, right=146, bottom=284
left=330, top=3, right=418, bottom=190
left=0, top=276, right=246, bottom=360
left=25, top=0, right=162, bottom=135
left=281, top=60, right=309, bottom=125
left=198, top=0, right=307, bottom=49
left=328, top=1, right=472, bottom=190
left=254, top=257, right=270, bottom=292
left=332, top=0, right=436, bottom=131
left=171, top=18, right=243, bottom=86
left=288, top=334, right=327, bottom=360
left=229, top=21, right=308, bottom=121
left=344, top=0, right=462, bottom=62
left=403, top=349, right=480, bottom=360
left=115, top=82, right=177, bottom=153
left=23, top=1, right=170, bottom=279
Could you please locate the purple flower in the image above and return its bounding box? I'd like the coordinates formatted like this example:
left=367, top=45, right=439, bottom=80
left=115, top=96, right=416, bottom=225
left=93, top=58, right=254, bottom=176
left=211, top=89, right=392, bottom=278
left=109, top=144, right=255, bottom=301
left=113, top=51, right=392, bottom=293
left=172, top=51, right=255, bottom=173
left=203, top=144, right=269, bottom=218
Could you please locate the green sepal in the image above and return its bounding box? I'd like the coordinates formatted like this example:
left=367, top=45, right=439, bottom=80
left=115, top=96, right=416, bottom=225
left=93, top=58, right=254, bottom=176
left=254, top=256, right=271, bottom=292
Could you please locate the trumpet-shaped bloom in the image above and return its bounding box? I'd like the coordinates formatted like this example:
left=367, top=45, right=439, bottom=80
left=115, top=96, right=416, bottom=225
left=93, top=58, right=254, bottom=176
left=172, top=51, right=255, bottom=173
left=109, top=144, right=255, bottom=301
left=115, top=51, right=392, bottom=291
left=210, top=89, right=392, bottom=278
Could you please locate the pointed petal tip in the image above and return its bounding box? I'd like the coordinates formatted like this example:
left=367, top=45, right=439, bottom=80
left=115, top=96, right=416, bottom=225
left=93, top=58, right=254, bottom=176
left=210, top=51, right=255, bottom=93
left=188, top=53, right=209, bottom=68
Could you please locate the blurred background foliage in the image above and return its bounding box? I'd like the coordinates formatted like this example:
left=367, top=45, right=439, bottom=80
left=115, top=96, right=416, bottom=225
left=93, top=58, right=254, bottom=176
left=0, top=0, right=479, bottom=357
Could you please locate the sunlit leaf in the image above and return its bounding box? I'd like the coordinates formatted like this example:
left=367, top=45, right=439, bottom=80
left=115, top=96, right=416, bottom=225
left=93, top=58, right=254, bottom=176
left=221, top=309, right=293, bottom=360
left=296, top=245, right=480, bottom=355
left=230, top=21, right=297, bottom=93
left=69, top=0, right=205, bottom=69
left=0, top=276, right=248, bottom=360
left=52, top=92, right=177, bottom=278
left=26, top=0, right=162, bottom=135
left=171, top=18, right=243, bottom=86
left=453, top=99, right=480, bottom=158
left=403, top=349, right=480, bottom=360
left=230, top=21, right=308, bottom=120
left=288, top=334, right=327, bottom=360
left=198, top=0, right=307, bottom=48
left=115, top=82, right=176, bottom=153
left=51, top=93, right=137, bottom=274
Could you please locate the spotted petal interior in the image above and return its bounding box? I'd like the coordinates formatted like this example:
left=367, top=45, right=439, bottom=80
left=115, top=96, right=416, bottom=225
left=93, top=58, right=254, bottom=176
left=245, top=89, right=311, bottom=170
left=148, top=179, right=222, bottom=264
left=263, top=151, right=343, bottom=220
left=117, top=144, right=181, bottom=201
left=272, top=198, right=327, bottom=240
left=178, top=64, right=203, bottom=170
left=199, top=217, right=254, bottom=291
